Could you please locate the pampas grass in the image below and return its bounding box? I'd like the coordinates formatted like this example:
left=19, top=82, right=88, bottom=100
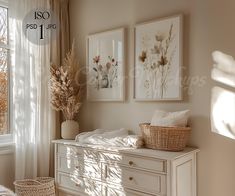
left=50, top=41, right=82, bottom=120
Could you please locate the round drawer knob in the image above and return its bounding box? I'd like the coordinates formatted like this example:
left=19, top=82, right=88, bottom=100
left=75, top=166, right=79, bottom=169
left=129, top=177, right=133, bottom=181
left=75, top=183, right=80, bottom=187
left=129, top=161, right=134, bottom=166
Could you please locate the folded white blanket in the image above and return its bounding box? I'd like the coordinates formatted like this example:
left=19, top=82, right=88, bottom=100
left=75, top=128, right=143, bottom=148
left=0, top=185, right=15, bottom=196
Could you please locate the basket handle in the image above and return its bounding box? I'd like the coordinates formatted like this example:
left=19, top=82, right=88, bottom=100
left=31, top=180, right=43, bottom=185
left=14, top=179, right=42, bottom=187
left=35, top=177, right=54, bottom=184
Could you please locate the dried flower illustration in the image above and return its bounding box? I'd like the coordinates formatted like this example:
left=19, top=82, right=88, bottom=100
left=93, top=56, right=100, bottom=64
left=138, top=23, right=176, bottom=98
left=139, top=51, right=147, bottom=63
left=158, top=56, right=168, bottom=66
left=106, top=62, right=111, bottom=70
left=92, top=55, right=119, bottom=89
left=144, top=80, right=150, bottom=89
left=151, top=45, right=161, bottom=54
left=155, top=34, right=165, bottom=42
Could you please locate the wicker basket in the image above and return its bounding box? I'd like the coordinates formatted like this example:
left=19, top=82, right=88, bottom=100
left=14, top=177, right=55, bottom=196
left=140, top=123, right=191, bottom=151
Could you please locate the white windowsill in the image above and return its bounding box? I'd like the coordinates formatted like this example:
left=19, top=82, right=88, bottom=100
left=0, top=141, right=14, bottom=147
left=0, top=134, right=14, bottom=155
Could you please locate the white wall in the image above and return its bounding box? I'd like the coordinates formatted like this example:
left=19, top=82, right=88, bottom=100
left=70, top=0, right=235, bottom=196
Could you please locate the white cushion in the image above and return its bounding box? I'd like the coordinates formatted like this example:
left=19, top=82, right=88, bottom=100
left=150, top=110, right=190, bottom=127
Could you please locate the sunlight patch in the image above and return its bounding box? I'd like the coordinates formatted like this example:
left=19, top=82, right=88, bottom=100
left=212, top=51, right=235, bottom=87
left=211, top=87, right=235, bottom=139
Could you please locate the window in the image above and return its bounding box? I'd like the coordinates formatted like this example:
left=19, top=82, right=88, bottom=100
left=0, top=4, right=9, bottom=136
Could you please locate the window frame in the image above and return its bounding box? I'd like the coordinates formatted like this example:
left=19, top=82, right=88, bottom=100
left=0, top=0, right=13, bottom=145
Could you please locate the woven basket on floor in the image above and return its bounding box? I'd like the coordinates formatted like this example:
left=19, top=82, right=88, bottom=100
left=14, top=177, right=55, bottom=196
left=140, top=123, right=191, bottom=151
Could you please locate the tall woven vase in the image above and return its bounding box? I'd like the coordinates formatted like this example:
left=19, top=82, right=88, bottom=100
left=61, top=120, right=79, bottom=139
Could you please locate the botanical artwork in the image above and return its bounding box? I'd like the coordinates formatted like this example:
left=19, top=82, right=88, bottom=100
left=87, top=29, right=124, bottom=101
left=92, top=55, right=118, bottom=89
left=135, top=15, right=182, bottom=100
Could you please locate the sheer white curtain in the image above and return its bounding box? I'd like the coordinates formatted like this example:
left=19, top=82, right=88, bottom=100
left=9, top=0, right=55, bottom=179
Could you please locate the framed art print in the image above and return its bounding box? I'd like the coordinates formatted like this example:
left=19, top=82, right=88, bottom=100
left=87, top=28, right=125, bottom=101
left=134, top=15, right=183, bottom=101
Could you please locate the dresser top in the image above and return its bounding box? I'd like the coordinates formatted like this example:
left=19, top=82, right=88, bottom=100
left=52, top=139, right=199, bottom=160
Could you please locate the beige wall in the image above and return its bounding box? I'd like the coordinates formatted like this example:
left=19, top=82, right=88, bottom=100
left=69, top=0, right=235, bottom=196
left=0, top=152, right=14, bottom=189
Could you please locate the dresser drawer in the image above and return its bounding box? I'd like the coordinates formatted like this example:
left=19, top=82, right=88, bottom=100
left=121, top=168, right=166, bottom=195
left=124, top=189, right=156, bottom=196
left=57, top=156, right=102, bottom=179
left=57, top=172, right=102, bottom=195
left=103, top=163, right=122, bottom=184
left=83, top=161, right=102, bottom=179
left=105, top=187, right=156, bottom=196
left=121, top=154, right=166, bottom=173
left=57, top=144, right=82, bottom=157
left=83, top=149, right=122, bottom=163
left=57, top=155, right=82, bottom=173
left=105, top=185, right=125, bottom=196
left=99, top=151, right=122, bottom=162
left=57, top=172, right=85, bottom=193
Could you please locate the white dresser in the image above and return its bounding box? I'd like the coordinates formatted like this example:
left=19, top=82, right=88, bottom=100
left=53, top=140, right=199, bottom=196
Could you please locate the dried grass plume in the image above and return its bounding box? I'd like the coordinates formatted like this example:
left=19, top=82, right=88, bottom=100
left=50, top=41, right=82, bottom=120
